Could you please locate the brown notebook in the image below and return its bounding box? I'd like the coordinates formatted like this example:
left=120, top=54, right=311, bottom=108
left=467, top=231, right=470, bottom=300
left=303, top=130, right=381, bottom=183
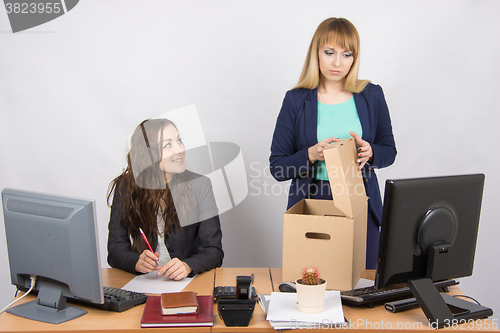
left=141, top=295, right=213, bottom=327
left=160, top=291, right=199, bottom=315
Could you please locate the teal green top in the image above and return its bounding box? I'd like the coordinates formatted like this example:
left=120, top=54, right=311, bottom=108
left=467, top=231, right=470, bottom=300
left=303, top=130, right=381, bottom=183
left=315, top=97, right=362, bottom=180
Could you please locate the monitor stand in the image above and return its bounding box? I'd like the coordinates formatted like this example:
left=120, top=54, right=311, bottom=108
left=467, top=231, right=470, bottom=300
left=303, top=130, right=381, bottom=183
left=7, top=283, right=87, bottom=324
left=408, top=278, right=493, bottom=329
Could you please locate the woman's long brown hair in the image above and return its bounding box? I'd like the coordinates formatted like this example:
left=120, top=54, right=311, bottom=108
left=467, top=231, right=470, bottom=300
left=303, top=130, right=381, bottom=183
left=107, top=119, right=195, bottom=254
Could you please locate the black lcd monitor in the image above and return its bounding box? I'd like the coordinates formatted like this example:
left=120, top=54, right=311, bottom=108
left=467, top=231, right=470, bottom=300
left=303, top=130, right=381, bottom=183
left=374, top=174, right=493, bottom=327
left=2, top=188, right=103, bottom=324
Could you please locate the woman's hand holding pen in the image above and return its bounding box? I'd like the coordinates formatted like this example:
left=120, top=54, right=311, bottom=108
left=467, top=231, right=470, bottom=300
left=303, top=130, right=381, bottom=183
left=136, top=227, right=160, bottom=273
left=350, top=131, right=373, bottom=170
left=134, top=251, right=192, bottom=280
left=308, top=136, right=340, bottom=164
left=135, top=227, right=191, bottom=279
left=156, top=258, right=192, bottom=280
left=135, top=250, right=159, bottom=274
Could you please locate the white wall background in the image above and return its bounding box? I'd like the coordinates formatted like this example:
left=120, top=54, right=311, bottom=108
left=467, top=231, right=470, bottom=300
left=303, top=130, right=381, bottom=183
left=1, top=0, right=499, bottom=323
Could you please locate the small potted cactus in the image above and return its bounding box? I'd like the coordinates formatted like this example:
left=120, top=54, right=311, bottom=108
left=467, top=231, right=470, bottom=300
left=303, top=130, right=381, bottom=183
left=295, top=266, right=327, bottom=313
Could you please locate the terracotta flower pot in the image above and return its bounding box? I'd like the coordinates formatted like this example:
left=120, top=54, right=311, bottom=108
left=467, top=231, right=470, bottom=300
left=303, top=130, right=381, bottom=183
left=295, top=279, right=327, bottom=314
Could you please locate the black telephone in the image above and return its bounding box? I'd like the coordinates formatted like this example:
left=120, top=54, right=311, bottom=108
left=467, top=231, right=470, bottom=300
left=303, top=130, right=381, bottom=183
left=213, top=285, right=257, bottom=300
left=216, top=274, right=257, bottom=327
left=213, top=273, right=257, bottom=300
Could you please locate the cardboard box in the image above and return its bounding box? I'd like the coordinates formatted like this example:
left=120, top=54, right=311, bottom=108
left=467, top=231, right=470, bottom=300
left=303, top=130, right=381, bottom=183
left=282, top=138, right=367, bottom=291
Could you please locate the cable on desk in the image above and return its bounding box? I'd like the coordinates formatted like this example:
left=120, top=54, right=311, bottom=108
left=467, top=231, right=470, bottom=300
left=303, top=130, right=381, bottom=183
left=0, top=275, right=37, bottom=315
left=268, top=268, right=275, bottom=292
left=452, top=294, right=482, bottom=306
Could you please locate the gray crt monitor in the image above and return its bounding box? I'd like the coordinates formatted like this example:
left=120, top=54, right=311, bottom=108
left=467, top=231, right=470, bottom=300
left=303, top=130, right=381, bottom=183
left=2, top=188, right=103, bottom=324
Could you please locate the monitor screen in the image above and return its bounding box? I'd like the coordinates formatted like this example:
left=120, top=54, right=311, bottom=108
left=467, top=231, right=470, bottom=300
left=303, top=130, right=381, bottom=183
left=2, top=188, right=103, bottom=324
left=375, top=173, right=485, bottom=290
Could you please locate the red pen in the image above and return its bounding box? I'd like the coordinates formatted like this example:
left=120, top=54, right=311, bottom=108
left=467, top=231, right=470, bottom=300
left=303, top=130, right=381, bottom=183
left=139, top=228, right=159, bottom=266
left=139, top=228, right=154, bottom=253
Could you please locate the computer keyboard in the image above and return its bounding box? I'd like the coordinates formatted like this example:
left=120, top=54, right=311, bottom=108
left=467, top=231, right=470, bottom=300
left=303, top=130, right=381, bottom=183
left=98, top=287, right=148, bottom=312
left=19, top=285, right=148, bottom=313
left=341, top=279, right=458, bottom=306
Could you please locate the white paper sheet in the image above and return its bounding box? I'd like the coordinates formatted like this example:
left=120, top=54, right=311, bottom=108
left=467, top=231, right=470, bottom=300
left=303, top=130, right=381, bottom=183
left=266, top=291, right=345, bottom=325
left=354, top=278, right=375, bottom=289
left=121, top=272, right=194, bottom=294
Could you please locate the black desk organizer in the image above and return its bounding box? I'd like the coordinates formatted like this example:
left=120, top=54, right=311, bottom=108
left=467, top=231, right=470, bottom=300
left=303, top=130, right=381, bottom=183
left=216, top=275, right=256, bottom=327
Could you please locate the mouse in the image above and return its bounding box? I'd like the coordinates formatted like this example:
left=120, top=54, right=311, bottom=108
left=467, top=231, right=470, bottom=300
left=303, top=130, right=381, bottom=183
left=278, top=281, right=297, bottom=293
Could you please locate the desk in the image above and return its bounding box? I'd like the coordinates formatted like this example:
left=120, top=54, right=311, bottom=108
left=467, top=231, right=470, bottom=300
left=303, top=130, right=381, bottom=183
left=0, top=268, right=215, bottom=333
left=0, top=268, right=498, bottom=332
left=270, top=268, right=498, bottom=332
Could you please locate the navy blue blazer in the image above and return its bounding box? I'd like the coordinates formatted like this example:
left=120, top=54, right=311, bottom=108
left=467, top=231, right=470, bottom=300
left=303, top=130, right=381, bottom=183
left=269, top=83, right=397, bottom=226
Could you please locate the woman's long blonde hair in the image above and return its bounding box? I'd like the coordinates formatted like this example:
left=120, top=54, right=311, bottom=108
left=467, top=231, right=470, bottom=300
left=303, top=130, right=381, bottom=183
left=294, top=17, right=369, bottom=93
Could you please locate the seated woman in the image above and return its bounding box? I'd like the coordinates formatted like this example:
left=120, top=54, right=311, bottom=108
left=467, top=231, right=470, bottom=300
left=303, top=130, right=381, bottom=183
left=107, top=118, right=223, bottom=280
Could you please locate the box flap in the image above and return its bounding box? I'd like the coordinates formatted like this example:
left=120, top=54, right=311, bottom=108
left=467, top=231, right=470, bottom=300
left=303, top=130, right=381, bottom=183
left=323, top=138, right=367, bottom=218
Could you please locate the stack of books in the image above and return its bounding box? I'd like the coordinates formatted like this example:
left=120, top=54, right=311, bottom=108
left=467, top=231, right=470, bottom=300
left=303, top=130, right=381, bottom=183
left=261, top=291, right=347, bottom=330
left=140, top=292, right=213, bottom=328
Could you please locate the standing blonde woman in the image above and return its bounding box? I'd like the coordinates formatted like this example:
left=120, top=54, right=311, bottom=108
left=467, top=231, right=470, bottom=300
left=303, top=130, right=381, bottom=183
left=270, top=18, right=396, bottom=269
